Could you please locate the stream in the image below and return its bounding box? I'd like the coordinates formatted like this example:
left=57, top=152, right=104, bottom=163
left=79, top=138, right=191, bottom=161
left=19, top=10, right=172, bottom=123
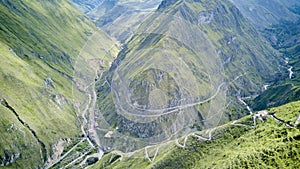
left=238, top=97, right=253, bottom=114
left=285, top=58, right=294, bottom=79
left=288, top=66, right=293, bottom=79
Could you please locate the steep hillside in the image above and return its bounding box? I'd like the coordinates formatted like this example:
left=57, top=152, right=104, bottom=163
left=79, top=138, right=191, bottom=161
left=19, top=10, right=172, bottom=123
left=71, top=0, right=103, bottom=14
left=249, top=19, right=300, bottom=110
left=93, top=0, right=283, bottom=153
left=91, top=100, right=300, bottom=169
left=73, top=0, right=162, bottom=41
left=230, top=0, right=300, bottom=110
left=231, top=0, right=300, bottom=29
left=0, top=0, right=117, bottom=168
left=1, top=0, right=298, bottom=168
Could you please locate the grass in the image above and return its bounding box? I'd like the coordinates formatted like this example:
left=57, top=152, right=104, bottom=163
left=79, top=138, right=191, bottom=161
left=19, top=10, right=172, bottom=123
left=0, top=28, right=80, bottom=169
left=0, top=102, right=42, bottom=168
left=91, top=100, right=300, bottom=169
left=0, top=0, right=297, bottom=168
left=0, top=0, right=117, bottom=168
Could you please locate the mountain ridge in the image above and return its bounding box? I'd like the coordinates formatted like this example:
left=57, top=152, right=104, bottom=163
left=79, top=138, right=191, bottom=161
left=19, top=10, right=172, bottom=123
left=93, top=0, right=284, bottom=154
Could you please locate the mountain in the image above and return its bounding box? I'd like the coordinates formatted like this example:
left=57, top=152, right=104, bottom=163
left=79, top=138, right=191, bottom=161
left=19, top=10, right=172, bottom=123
left=72, top=0, right=162, bottom=42
left=92, top=0, right=284, bottom=153
left=0, top=0, right=118, bottom=168
left=230, top=0, right=300, bottom=29
left=1, top=0, right=299, bottom=168
left=71, top=0, right=103, bottom=14
left=91, top=100, right=300, bottom=168
left=230, top=0, right=300, bottom=110
left=248, top=19, right=300, bottom=110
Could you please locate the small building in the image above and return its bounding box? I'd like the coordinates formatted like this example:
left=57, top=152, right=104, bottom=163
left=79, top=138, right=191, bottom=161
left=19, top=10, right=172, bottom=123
left=253, top=110, right=268, bottom=126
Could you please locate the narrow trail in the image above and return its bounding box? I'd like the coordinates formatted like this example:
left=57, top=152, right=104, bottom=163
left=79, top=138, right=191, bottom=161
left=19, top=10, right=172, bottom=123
left=207, top=128, right=215, bottom=140
left=111, top=82, right=226, bottom=118
left=111, top=151, right=125, bottom=161
left=175, top=135, right=189, bottom=148
left=176, top=110, right=297, bottom=151
left=64, top=148, right=92, bottom=168
left=231, top=120, right=253, bottom=128
left=106, top=111, right=298, bottom=166
left=79, top=153, right=101, bottom=167
left=110, top=72, right=247, bottom=118
left=145, top=146, right=159, bottom=163
left=243, top=112, right=295, bottom=128
left=295, top=114, right=300, bottom=127
left=192, top=133, right=210, bottom=141
left=192, top=128, right=215, bottom=141
left=45, top=138, right=86, bottom=169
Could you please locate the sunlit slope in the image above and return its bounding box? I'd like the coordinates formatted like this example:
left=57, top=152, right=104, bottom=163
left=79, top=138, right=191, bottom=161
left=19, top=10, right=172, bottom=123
left=91, top=100, right=300, bottom=169
left=0, top=0, right=117, bottom=168
left=0, top=0, right=97, bottom=75
left=94, top=0, right=282, bottom=153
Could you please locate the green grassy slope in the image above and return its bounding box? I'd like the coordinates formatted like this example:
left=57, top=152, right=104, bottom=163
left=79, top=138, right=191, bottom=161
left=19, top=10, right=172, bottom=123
left=91, top=100, right=300, bottom=169
left=0, top=0, right=96, bottom=75
left=0, top=0, right=117, bottom=168
left=0, top=40, right=80, bottom=168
